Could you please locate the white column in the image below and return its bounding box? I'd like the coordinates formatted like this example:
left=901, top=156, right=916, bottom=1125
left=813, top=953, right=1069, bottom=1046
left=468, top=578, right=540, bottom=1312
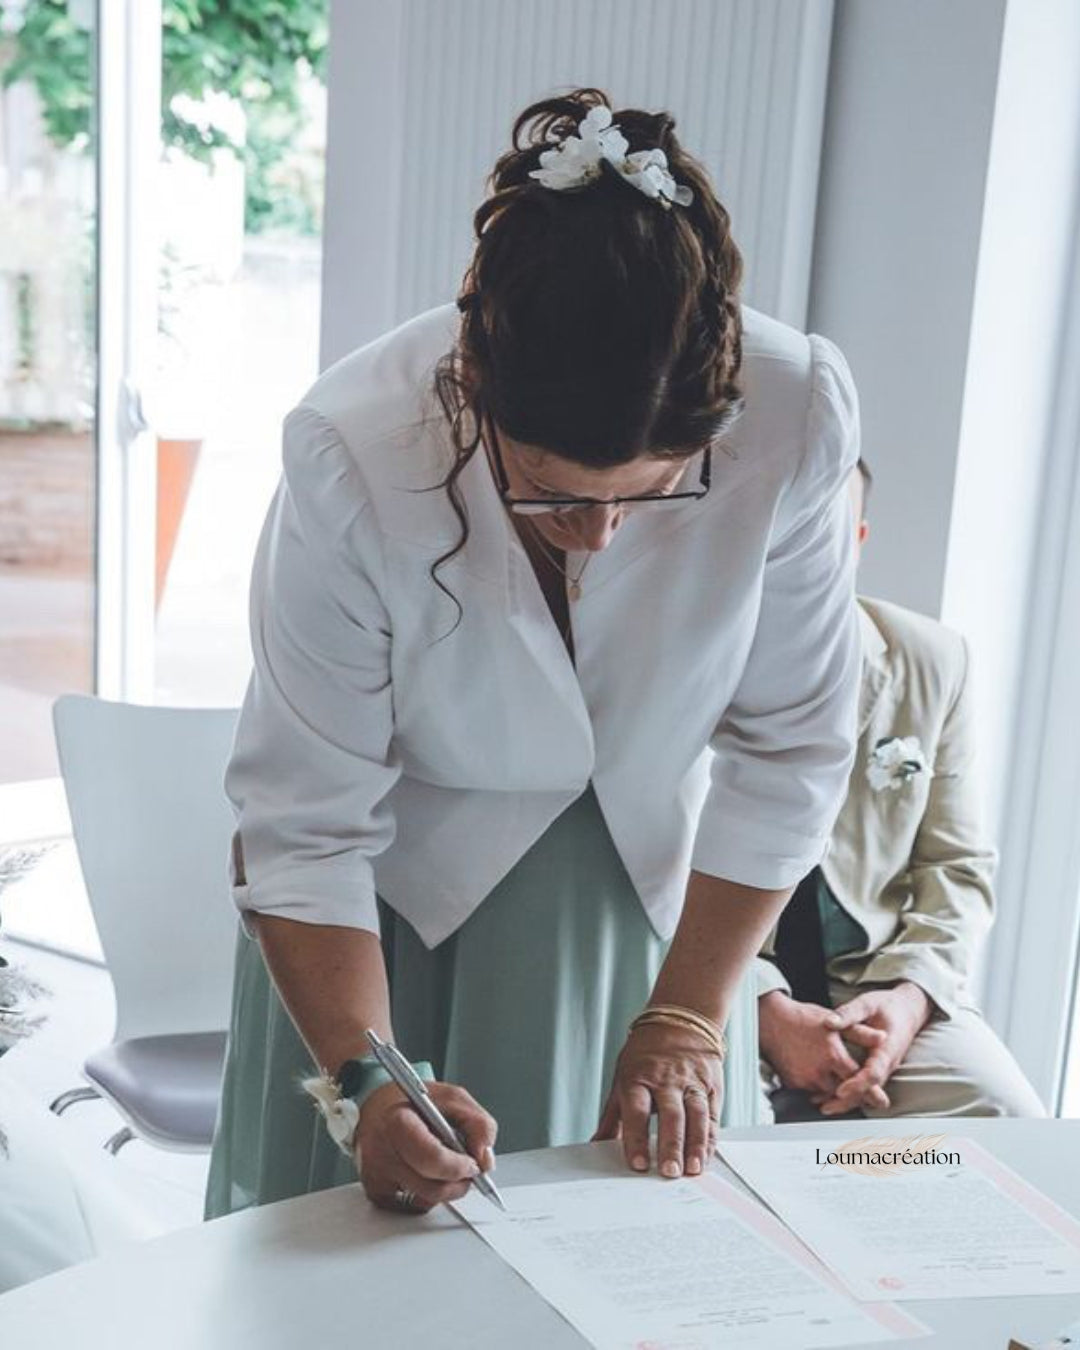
left=95, top=0, right=161, bottom=701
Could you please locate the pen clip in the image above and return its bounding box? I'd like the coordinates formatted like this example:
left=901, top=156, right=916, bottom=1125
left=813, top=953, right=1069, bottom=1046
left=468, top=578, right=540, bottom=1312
left=365, top=1028, right=430, bottom=1097
left=388, top=1043, right=430, bottom=1096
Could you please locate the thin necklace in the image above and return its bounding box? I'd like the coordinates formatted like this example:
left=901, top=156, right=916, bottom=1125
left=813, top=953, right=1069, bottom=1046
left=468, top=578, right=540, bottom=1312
left=526, top=518, right=594, bottom=601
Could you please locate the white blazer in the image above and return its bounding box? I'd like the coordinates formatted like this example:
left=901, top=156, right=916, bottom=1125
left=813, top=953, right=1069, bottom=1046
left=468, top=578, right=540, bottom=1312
left=226, top=303, right=862, bottom=948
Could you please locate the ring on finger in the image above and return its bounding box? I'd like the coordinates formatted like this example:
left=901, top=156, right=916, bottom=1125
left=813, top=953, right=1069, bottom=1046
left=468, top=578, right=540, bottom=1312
left=393, top=1186, right=420, bottom=1210
left=683, top=1086, right=709, bottom=1101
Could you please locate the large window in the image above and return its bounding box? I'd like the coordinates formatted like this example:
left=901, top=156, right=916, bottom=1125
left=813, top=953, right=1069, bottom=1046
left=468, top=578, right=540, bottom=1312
left=0, top=0, right=97, bottom=785
left=0, top=0, right=327, bottom=959
left=151, top=7, right=327, bottom=705
left=0, top=1, right=327, bottom=784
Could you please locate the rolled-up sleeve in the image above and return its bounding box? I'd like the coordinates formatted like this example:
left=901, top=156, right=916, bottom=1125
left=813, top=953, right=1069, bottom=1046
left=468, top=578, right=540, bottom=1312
left=225, top=404, right=401, bottom=937
left=690, top=335, right=862, bottom=891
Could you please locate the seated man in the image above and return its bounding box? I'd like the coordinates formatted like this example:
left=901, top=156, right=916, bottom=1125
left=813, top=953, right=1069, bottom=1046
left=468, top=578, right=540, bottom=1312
left=757, top=460, right=1044, bottom=1120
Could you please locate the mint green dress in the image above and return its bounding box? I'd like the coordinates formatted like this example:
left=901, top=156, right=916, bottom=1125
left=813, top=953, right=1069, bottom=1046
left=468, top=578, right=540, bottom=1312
left=204, top=786, right=762, bottom=1219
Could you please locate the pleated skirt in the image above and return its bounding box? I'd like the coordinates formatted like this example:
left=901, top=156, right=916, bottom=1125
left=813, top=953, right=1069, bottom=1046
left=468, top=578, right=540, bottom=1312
left=204, top=787, right=762, bottom=1219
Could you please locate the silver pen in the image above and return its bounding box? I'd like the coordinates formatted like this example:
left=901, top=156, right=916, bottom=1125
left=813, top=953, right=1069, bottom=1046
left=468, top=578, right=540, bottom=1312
left=365, top=1029, right=507, bottom=1211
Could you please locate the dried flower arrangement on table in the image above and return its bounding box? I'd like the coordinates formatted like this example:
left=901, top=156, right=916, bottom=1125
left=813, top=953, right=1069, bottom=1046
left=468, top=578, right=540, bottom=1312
left=0, top=845, right=53, bottom=1154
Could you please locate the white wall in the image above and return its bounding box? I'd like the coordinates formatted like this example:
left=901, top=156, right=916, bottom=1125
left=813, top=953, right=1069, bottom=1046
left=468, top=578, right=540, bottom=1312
left=319, top=1, right=406, bottom=371
left=810, top=0, right=1080, bottom=818
left=811, top=0, right=1080, bottom=1100
left=945, top=0, right=1080, bottom=1102
left=808, top=0, right=1007, bottom=620
left=943, top=0, right=1080, bottom=834
left=321, top=0, right=835, bottom=366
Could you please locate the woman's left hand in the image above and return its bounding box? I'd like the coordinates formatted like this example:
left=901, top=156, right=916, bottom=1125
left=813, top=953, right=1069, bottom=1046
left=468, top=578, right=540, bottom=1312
left=592, top=1020, right=724, bottom=1178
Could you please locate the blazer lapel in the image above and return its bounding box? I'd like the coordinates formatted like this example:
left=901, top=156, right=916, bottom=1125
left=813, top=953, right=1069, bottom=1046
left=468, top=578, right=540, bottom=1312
left=463, top=441, right=596, bottom=747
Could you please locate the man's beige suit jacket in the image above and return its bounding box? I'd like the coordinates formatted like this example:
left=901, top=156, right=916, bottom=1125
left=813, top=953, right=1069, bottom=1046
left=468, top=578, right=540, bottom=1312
left=756, top=597, right=996, bottom=1020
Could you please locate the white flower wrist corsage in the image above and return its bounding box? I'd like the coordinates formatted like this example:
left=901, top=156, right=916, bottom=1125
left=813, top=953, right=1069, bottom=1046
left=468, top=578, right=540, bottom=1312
left=867, top=735, right=933, bottom=793
left=300, top=1054, right=437, bottom=1158
left=300, top=1069, right=362, bottom=1158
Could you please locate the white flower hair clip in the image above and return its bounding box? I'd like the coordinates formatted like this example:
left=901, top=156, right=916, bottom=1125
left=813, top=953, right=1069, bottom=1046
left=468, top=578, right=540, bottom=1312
left=529, top=105, right=694, bottom=210
left=867, top=736, right=933, bottom=793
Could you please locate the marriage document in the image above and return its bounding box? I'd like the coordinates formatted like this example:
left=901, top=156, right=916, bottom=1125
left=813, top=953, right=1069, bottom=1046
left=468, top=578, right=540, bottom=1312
left=453, top=1173, right=927, bottom=1349
left=718, top=1135, right=1080, bottom=1302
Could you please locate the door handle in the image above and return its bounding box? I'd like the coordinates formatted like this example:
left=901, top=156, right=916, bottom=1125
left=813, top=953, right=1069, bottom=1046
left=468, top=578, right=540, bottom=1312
left=120, top=376, right=151, bottom=438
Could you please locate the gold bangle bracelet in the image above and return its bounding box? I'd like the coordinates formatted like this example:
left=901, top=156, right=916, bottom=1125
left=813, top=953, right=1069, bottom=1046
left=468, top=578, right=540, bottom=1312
left=632, top=1013, right=725, bottom=1059
left=636, top=1002, right=728, bottom=1053
left=643, top=1002, right=725, bottom=1038
left=630, top=1009, right=727, bottom=1060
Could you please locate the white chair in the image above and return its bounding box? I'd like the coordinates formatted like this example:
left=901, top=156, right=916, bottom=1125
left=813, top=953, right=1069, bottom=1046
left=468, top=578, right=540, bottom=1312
left=49, top=696, right=239, bottom=1154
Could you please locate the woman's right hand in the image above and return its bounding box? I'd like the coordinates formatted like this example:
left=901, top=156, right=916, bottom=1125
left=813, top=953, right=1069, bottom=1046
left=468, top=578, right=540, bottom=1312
left=355, top=1080, right=498, bottom=1213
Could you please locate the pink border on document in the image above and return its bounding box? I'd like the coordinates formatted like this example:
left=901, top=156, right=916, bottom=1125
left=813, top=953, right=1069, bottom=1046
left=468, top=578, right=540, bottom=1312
left=958, top=1136, right=1080, bottom=1248
left=695, top=1172, right=928, bottom=1338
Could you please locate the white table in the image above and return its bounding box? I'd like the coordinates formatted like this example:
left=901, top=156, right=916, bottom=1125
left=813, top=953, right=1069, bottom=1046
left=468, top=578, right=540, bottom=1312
left=1, top=1118, right=1077, bottom=1348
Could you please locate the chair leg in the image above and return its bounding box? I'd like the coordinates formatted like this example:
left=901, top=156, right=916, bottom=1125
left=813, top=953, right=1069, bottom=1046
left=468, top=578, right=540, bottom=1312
left=50, top=1086, right=102, bottom=1115
left=104, top=1127, right=135, bottom=1155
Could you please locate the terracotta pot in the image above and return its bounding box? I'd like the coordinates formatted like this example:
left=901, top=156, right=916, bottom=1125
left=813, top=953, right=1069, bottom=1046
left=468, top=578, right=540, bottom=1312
left=155, top=437, right=203, bottom=608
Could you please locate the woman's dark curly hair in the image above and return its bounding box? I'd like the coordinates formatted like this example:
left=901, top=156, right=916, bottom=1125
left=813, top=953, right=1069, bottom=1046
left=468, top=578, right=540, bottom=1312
left=432, top=87, right=745, bottom=600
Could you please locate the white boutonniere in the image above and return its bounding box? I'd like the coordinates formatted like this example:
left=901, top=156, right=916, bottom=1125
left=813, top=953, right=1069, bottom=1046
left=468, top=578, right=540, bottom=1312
left=867, top=736, right=932, bottom=792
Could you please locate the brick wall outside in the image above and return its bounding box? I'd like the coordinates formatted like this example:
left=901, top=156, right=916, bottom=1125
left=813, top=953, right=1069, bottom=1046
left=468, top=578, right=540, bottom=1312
left=0, top=429, right=94, bottom=574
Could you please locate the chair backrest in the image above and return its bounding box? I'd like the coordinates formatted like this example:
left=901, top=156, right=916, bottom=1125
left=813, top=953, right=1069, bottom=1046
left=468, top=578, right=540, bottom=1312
left=53, top=695, right=240, bottom=1044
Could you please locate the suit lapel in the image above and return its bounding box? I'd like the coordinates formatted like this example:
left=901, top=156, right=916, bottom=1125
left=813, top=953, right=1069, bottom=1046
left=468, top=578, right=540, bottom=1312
left=821, top=600, right=892, bottom=914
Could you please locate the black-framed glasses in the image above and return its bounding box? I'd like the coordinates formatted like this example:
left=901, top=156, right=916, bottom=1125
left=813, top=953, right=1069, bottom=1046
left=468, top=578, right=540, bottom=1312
left=486, top=427, right=712, bottom=517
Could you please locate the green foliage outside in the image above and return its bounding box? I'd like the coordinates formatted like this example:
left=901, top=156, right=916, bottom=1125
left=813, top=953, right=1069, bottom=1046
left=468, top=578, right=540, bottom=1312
left=1, top=0, right=328, bottom=236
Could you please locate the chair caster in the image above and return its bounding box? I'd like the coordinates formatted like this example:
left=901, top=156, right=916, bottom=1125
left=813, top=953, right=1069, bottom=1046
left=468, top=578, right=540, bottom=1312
left=49, top=1086, right=102, bottom=1116
left=104, top=1127, right=135, bottom=1155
